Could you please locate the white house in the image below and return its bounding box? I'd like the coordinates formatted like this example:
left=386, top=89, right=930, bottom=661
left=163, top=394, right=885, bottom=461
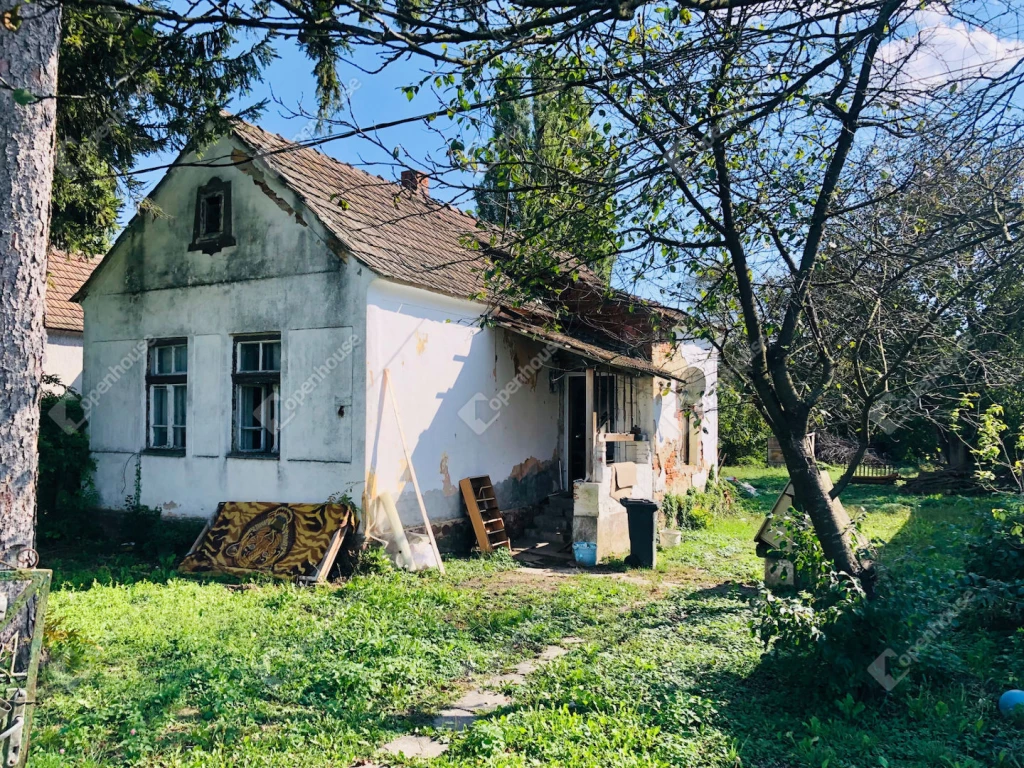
left=44, top=249, right=100, bottom=391
left=74, top=119, right=717, bottom=555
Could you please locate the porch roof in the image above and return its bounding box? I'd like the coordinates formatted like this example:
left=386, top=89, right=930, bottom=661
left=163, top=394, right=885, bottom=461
left=491, top=307, right=687, bottom=381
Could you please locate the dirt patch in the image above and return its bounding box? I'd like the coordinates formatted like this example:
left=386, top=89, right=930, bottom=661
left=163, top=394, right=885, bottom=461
left=461, top=565, right=574, bottom=596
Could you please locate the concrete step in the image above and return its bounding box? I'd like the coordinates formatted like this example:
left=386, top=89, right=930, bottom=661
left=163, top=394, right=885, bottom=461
left=524, top=527, right=568, bottom=544
left=533, top=514, right=569, bottom=533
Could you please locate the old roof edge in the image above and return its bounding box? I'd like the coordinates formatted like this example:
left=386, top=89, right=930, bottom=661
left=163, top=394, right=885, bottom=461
left=491, top=315, right=689, bottom=382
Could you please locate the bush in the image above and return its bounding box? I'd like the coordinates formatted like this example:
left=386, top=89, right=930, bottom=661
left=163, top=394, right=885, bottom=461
left=37, top=378, right=99, bottom=541
left=717, top=377, right=772, bottom=464
left=661, top=483, right=733, bottom=530
left=958, top=502, right=1024, bottom=629
left=751, top=512, right=943, bottom=697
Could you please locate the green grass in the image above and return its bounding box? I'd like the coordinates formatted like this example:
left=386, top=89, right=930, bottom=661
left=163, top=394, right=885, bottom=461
left=31, top=472, right=1024, bottom=767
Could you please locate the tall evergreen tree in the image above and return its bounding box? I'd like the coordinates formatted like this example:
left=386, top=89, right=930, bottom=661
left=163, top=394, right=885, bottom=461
left=473, top=62, right=619, bottom=284
left=52, top=8, right=273, bottom=252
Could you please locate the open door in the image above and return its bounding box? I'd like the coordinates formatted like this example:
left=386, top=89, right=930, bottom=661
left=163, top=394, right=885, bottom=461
left=567, top=375, right=588, bottom=484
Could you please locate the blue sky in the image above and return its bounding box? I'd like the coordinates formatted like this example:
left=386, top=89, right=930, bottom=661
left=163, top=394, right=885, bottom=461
left=127, top=38, right=466, bottom=223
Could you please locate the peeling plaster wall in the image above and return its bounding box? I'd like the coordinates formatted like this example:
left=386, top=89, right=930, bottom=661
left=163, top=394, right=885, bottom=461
left=650, top=339, right=719, bottom=494
left=81, top=135, right=373, bottom=518
left=365, top=280, right=561, bottom=527
left=44, top=330, right=84, bottom=390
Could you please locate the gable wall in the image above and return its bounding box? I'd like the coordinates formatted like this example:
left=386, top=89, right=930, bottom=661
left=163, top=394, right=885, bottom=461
left=81, top=136, right=374, bottom=517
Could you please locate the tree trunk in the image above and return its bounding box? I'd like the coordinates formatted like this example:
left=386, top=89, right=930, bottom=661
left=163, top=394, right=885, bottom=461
left=0, top=0, right=61, bottom=564
left=778, top=433, right=868, bottom=583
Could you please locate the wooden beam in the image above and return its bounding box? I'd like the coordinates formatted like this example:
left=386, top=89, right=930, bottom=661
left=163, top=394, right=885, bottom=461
left=382, top=369, right=446, bottom=574
left=585, top=368, right=595, bottom=480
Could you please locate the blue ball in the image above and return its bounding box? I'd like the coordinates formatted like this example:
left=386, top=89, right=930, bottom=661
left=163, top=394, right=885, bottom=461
left=999, top=689, right=1024, bottom=717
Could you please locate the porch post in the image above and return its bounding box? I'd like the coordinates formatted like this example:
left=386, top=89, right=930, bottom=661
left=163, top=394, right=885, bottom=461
left=585, top=368, right=595, bottom=479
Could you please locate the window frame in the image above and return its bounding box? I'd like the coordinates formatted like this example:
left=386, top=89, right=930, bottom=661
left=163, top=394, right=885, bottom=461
left=146, top=338, right=188, bottom=454
left=231, top=334, right=282, bottom=457
left=189, top=177, right=236, bottom=255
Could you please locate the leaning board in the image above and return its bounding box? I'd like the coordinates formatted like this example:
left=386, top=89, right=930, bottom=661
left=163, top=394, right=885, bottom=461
left=180, top=501, right=356, bottom=581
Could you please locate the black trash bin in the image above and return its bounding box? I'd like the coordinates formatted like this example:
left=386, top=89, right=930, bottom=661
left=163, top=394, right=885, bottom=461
left=620, top=498, right=659, bottom=568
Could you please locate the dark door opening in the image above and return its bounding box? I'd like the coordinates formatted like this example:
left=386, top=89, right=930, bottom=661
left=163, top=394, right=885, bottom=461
left=567, top=375, right=587, bottom=483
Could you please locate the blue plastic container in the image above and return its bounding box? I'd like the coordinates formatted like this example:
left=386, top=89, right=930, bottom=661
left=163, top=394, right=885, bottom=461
left=999, top=689, right=1024, bottom=717
left=573, top=541, right=598, bottom=567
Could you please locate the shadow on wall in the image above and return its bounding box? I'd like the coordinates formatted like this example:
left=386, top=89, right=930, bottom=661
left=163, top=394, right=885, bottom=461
left=367, top=325, right=560, bottom=544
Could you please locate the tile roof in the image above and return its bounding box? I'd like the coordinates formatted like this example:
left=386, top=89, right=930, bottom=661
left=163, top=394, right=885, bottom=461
left=46, top=249, right=100, bottom=332
left=229, top=120, right=700, bottom=379
left=231, top=120, right=498, bottom=299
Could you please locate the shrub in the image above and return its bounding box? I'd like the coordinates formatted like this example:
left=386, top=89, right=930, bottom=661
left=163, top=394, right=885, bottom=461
left=751, top=512, right=940, bottom=697
left=661, top=483, right=733, bottom=530
left=718, top=377, right=772, bottom=464
left=958, top=502, right=1024, bottom=629
left=37, top=377, right=99, bottom=541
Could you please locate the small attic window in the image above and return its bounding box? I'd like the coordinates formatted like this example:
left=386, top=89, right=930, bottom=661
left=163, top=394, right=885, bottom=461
left=189, top=177, right=236, bottom=254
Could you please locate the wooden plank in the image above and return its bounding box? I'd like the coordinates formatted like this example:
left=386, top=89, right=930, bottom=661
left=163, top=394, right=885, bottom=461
left=311, top=529, right=344, bottom=584
left=383, top=369, right=445, bottom=574
left=460, top=477, right=494, bottom=553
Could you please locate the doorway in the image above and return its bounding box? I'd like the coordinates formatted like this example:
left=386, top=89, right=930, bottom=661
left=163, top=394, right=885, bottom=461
left=567, top=375, right=587, bottom=484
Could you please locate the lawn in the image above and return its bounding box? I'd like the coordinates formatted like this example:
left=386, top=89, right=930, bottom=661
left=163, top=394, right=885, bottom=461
left=31, top=469, right=1024, bottom=767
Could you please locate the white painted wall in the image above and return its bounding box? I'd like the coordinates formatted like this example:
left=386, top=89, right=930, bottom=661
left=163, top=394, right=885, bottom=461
left=365, top=280, right=561, bottom=527
left=82, top=135, right=374, bottom=518
left=44, top=330, right=84, bottom=391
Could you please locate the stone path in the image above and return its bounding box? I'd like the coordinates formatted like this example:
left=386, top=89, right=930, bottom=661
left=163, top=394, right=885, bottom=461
left=376, top=640, right=581, bottom=763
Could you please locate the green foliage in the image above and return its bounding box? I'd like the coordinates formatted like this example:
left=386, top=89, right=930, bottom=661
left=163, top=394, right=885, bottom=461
left=662, top=483, right=733, bottom=530
left=955, top=395, right=1024, bottom=492
left=717, top=375, right=772, bottom=465
left=471, top=59, right=621, bottom=290
left=751, top=511, right=927, bottom=697
left=959, top=503, right=1024, bottom=629
left=37, top=377, right=99, bottom=541
left=52, top=8, right=273, bottom=251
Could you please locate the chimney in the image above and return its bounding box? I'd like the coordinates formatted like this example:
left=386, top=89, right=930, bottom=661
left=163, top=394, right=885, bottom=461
left=401, top=169, right=429, bottom=195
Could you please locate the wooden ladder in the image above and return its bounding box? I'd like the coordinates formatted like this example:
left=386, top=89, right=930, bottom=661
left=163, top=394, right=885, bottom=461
left=459, top=475, right=511, bottom=553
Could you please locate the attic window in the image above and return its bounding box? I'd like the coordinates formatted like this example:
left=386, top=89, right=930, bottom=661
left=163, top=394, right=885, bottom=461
left=189, top=177, right=236, bottom=254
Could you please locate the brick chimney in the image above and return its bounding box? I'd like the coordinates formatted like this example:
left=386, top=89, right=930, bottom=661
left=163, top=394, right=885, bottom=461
left=400, top=169, right=429, bottom=195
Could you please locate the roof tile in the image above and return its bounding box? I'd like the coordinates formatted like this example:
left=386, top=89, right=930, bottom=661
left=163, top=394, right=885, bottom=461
left=46, top=249, right=100, bottom=332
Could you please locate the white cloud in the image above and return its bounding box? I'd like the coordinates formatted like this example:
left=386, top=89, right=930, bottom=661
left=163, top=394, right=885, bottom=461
left=878, top=9, right=1024, bottom=91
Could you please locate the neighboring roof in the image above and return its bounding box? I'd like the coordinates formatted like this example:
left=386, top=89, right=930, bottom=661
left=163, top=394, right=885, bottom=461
left=46, top=249, right=100, bottom=332
left=231, top=120, right=497, bottom=299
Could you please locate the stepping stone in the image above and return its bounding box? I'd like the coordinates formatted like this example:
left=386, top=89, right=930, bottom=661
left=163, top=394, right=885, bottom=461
left=538, top=646, right=569, bottom=663
left=452, top=689, right=510, bottom=712
left=513, top=659, right=538, bottom=675
left=433, top=688, right=511, bottom=731
left=484, top=672, right=527, bottom=687
left=381, top=734, right=448, bottom=759
left=432, top=708, right=477, bottom=731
